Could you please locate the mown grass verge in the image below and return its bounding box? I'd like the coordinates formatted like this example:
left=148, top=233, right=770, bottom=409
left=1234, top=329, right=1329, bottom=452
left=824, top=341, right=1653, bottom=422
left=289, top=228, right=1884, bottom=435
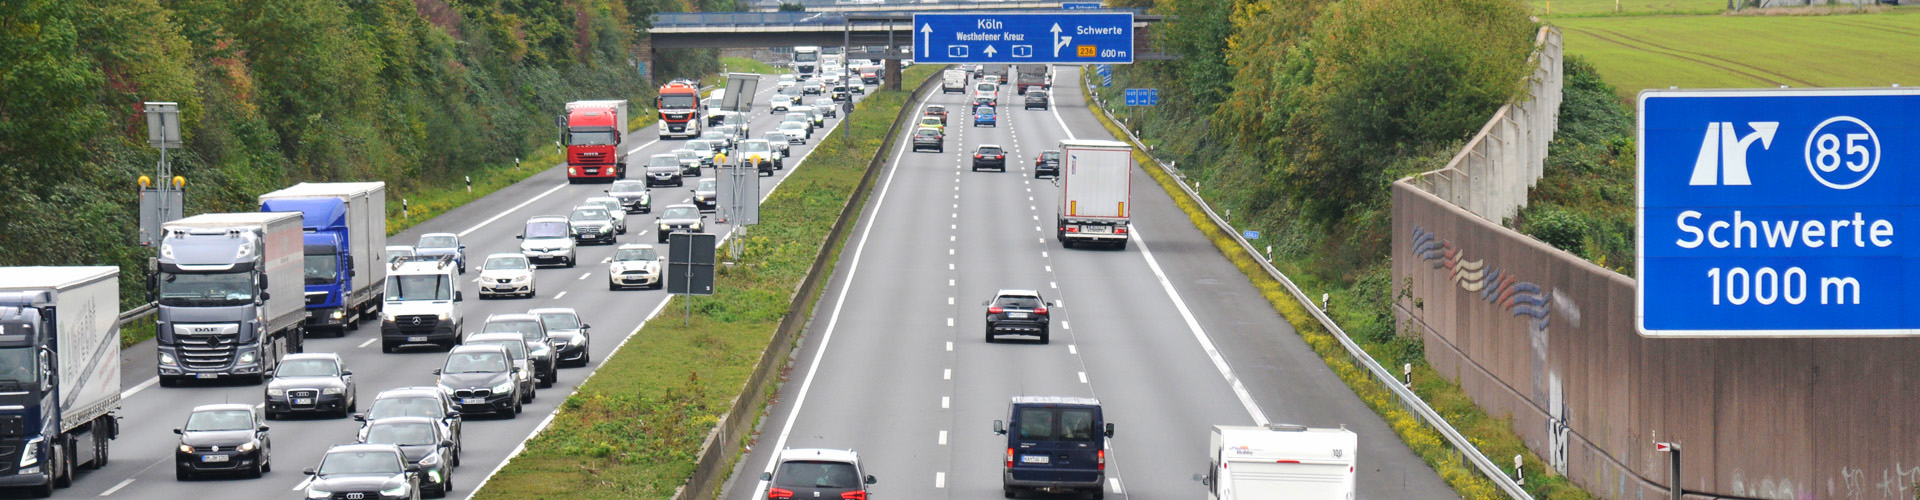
left=473, top=64, right=939, bottom=500
left=1083, top=76, right=1593, bottom=500
left=1554, top=8, right=1920, bottom=99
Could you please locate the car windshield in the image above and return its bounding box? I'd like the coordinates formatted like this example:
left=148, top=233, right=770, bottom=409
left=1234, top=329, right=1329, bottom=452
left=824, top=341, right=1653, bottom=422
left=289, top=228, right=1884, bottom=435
left=481, top=320, right=542, bottom=339
left=385, top=274, right=450, bottom=301
left=538, top=312, right=582, bottom=331
left=781, top=122, right=805, bottom=131
left=483, top=256, right=527, bottom=271
left=816, top=100, right=832, bottom=106
left=276, top=358, right=338, bottom=377
left=615, top=248, right=658, bottom=261
left=525, top=221, right=568, bottom=239
left=786, top=113, right=807, bottom=122
left=724, top=114, right=747, bottom=126
left=443, top=352, right=506, bottom=373
left=687, top=140, right=712, bottom=151
left=568, top=130, right=617, bottom=146
left=304, top=253, right=337, bottom=285
left=365, top=422, right=437, bottom=447
left=676, top=150, right=700, bottom=160
left=571, top=209, right=608, bottom=222
left=589, top=200, right=622, bottom=213
left=469, top=339, right=525, bottom=360
left=698, top=179, right=716, bottom=191
left=742, top=142, right=768, bottom=153
left=318, top=450, right=403, bottom=475
left=368, top=397, right=442, bottom=420
left=701, top=132, right=725, bottom=141
left=996, top=294, right=1041, bottom=308
left=649, top=155, right=679, bottom=167
left=662, top=207, right=697, bottom=219
left=775, top=461, right=861, bottom=489
left=417, top=235, right=455, bottom=249
left=928, top=106, right=945, bottom=113
left=922, top=118, right=940, bottom=125
left=184, top=409, right=254, bottom=432
left=977, top=83, right=995, bottom=92
left=612, top=181, right=646, bottom=193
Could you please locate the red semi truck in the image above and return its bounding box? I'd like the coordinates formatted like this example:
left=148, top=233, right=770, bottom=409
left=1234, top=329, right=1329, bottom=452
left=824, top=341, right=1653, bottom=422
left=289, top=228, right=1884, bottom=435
left=564, top=100, right=629, bottom=183
left=657, top=81, right=702, bottom=140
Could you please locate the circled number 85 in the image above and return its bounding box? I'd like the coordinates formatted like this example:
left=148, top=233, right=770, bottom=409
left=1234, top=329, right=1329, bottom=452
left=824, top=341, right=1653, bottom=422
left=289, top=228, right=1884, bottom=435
left=1813, top=132, right=1871, bottom=172
left=1802, top=116, right=1880, bottom=190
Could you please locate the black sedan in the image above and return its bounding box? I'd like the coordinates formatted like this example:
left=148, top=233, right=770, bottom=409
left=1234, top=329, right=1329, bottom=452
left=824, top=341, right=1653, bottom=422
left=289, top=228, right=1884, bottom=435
left=175, top=404, right=272, bottom=480
left=1034, top=150, right=1062, bottom=178
left=983, top=289, right=1055, bottom=343
left=433, top=345, right=522, bottom=418
left=302, top=444, right=423, bottom=500
left=607, top=180, right=652, bottom=214
left=531, top=307, right=593, bottom=368
left=264, top=353, right=356, bottom=419
left=1025, top=90, right=1050, bottom=110
left=360, top=417, right=457, bottom=498
left=971, top=145, right=1008, bottom=172
left=359, top=387, right=463, bottom=466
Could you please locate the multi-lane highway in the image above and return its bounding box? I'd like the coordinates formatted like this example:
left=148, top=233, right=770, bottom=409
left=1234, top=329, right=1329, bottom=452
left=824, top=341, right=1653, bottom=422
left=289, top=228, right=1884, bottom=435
left=719, top=67, right=1457, bottom=499
left=43, top=73, right=865, bottom=499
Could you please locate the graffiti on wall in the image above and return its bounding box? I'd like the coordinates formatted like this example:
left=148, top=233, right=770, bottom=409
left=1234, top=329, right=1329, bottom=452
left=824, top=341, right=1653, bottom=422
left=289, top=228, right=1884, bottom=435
left=1412, top=224, right=1572, bottom=475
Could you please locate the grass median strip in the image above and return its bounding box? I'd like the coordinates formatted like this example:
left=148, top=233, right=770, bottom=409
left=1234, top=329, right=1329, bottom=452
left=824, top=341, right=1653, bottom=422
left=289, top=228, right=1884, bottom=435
left=474, top=65, right=938, bottom=500
left=1082, top=78, right=1592, bottom=500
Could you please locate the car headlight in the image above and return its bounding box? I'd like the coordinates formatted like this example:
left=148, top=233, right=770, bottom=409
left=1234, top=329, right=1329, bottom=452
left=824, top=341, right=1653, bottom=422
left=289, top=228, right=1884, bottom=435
left=380, top=483, right=410, bottom=497
left=514, top=274, right=531, bottom=282
left=568, top=334, right=587, bottom=346
left=491, top=380, right=515, bottom=393
left=177, top=443, right=193, bottom=454
left=659, top=223, right=671, bottom=231
left=322, top=387, right=344, bottom=395
left=436, top=312, right=450, bottom=321
left=266, top=388, right=285, bottom=397
left=237, top=441, right=256, bottom=452
left=306, top=488, right=332, bottom=499
left=238, top=351, right=257, bottom=364
left=159, top=352, right=176, bottom=366
left=420, top=452, right=442, bottom=466
left=692, top=222, right=703, bottom=231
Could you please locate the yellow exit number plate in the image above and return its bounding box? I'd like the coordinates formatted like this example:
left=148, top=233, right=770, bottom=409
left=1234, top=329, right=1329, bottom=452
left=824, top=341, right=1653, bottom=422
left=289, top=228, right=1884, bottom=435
left=1076, top=45, right=1096, bottom=57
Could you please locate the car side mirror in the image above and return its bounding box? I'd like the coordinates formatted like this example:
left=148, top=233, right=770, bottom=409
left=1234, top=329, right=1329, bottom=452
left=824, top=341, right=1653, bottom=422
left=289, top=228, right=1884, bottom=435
left=353, top=413, right=367, bottom=422
left=453, top=291, right=463, bottom=302
left=446, top=410, right=460, bottom=418
left=760, top=472, right=773, bottom=481
left=340, top=370, right=352, bottom=376
left=516, top=235, right=525, bottom=239
left=865, top=475, right=877, bottom=485
left=1051, top=301, right=1061, bottom=308
left=258, top=425, right=270, bottom=432
left=431, top=369, right=442, bottom=376
left=173, top=428, right=183, bottom=435
left=581, top=324, right=592, bottom=330
left=303, top=467, right=317, bottom=475
left=442, top=440, right=454, bottom=448
left=1105, top=423, right=1115, bottom=437
left=993, top=420, right=1006, bottom=435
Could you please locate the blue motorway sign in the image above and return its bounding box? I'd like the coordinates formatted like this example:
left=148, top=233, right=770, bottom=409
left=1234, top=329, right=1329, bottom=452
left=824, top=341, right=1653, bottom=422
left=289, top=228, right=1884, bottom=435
left=914, top=13, right=1134, bottom=64
left=1062, top=2, right=1103, bottom=9
left=1124, top=88, right=1158, bottom=106
left=1637, top=88, right=1920, bottom=337
left=1243, top=230, right=1261, bottom=240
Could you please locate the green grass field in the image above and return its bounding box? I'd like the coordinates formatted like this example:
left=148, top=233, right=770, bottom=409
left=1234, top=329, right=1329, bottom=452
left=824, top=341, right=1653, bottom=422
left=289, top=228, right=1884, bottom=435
left=1554, top=9, right=1920, bottom=99
left=1531, top=0, right=1726, bottom=16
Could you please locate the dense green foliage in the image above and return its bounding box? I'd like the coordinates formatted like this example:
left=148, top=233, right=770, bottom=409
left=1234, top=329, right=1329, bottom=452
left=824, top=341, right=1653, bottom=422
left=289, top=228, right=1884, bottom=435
left=0, top=0, right=726, bottom=312
left=1516, top=56, right=1635, bottom=272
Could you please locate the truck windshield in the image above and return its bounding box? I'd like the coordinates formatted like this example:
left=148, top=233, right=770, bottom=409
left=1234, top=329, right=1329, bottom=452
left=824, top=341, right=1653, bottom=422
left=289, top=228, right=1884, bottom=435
left=568, top=130, right=617, bottom=146
left=0, top=347, right=36, bottom=384
left=158, top=272, right=254, bottom=306
left=661, top=95, right=697, bottom=109
left=304, top=253, right=338, bottom=285
left=386, top=275, right=450, bottom=301
left=794, top=52, right=819, bottom=63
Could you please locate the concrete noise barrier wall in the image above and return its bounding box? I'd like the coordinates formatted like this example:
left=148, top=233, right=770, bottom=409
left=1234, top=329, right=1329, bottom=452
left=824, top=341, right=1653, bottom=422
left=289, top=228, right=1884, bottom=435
left=1406, top=27, right=1562, bottom=223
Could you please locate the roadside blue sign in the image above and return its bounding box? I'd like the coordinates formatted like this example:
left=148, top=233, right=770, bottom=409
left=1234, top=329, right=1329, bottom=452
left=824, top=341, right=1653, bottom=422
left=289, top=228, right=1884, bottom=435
left=1243, top=230, right=1260, bottom=240
left=1062, top=2, right=1103, bottom=9
left=914, top=13, right=1134, bottom=64
left=1124, top=88, right=1158, bottom=106
left=1636, top=88, right=1920, bottom=337
left=1097, top=65, right=1112, bottom=76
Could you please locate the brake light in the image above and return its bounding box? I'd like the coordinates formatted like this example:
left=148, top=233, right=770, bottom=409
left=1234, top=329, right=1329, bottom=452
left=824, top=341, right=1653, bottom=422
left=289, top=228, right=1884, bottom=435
left=989, top=306, right=1004, bottom=314
left=1115, top=227, right=1127, bottom=234
left=1098, top=450, right=1106, bottom=470
left=1006, top=448, right=1015, bottom=468
left=769, top=488, right=795, bottom=500
left=975, top=154, right=982, bottom=159
left=1065, top=227, right=1079, bottom=233
left=840, top=492, right=867, bottom=500
left=1034, top=306, right=1047, bottom=315
left=995, top=155, right=1004, bottom=159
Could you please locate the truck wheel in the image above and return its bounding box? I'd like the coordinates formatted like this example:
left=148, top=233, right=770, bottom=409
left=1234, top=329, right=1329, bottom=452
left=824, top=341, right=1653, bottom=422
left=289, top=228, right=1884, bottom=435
left=52, top=440, right=71, bottom=487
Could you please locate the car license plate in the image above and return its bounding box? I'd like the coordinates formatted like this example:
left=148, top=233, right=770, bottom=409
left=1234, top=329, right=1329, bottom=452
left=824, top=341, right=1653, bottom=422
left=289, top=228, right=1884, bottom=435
left=202, top=454, right=229, bottom=462
left=294, top=398, right=312, bottom=405
left=196, top=373, right=218, bottom=379
left=1009, top=312, right=1029, bottom=319
left=1021, top=455, right=1050, bottom=464
left=462, top=397, right=486, bottom=405
left=408, top=336, right=427, bottom=342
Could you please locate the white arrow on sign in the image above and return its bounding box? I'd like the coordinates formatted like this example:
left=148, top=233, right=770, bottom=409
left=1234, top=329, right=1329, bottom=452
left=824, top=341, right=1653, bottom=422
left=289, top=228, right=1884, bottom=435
left=921, top=23, right=933, bottom=58
left=1051, top=23, right=1073, bottom=58
left=984, top=45, right=998, bottom=58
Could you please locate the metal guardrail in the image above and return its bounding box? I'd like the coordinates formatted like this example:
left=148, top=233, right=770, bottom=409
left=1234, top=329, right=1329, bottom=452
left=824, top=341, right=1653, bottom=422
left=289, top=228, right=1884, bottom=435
left=1083, top=74, right=1535, bottom=500
left=117, top=302, right=156, bottom=326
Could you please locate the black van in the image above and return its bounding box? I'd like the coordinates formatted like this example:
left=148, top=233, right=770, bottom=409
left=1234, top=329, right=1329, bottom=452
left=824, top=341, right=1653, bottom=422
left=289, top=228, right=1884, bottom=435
left=994, top=396, right=1113, bottom=499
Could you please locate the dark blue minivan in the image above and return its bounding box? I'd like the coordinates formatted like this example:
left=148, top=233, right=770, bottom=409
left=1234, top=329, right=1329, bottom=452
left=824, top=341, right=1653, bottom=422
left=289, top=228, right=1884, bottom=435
left=994, top=396, right=1114, bottom=499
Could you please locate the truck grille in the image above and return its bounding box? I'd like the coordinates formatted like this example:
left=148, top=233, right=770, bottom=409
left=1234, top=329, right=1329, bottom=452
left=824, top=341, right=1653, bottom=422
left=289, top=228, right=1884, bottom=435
left=306, top=292, right=330, bottom=306
left=178, top=333, right=239, bottom=369
left=395, top=315, right=438, bottom=332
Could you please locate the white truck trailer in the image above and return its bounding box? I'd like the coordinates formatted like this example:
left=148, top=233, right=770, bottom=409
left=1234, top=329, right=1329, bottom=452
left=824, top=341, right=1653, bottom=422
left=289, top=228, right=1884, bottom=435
left=1199, top=424, right=1359, bottom=500
left=0, top=266, right=122, bottom=496
left=1055, top=139, right=1135, bottom=249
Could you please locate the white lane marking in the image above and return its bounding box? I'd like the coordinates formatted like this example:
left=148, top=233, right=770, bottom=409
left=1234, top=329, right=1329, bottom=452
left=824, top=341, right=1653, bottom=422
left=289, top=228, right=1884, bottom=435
left=944, top=368, right=952, bottom=380
left=949, top=263, right=955, bottom=270
left=457, top=182, right=568, bottom=238
left=952, top=213, right=958, bottom=218
left=1063, top=321, right=1070, bottom=330
left=935, top=472, right=946, bottom=489
left=1033, top=215, right=1039, bottom=221
left=1045, top=266, right=1051, bottom=272
left=946, top=341, right=954, bottom=352
left=100, top=478, right=135, bottom=496
left=939, top=430, right=948, bottom=445
left=1051, top=281, right=1058, bottom=289
left=950, top=235, right=957, bottom=242
left=948, top=249, right=955, bottom=255
left=293, top=476, right=312, bottom=491
left=1051, top=88, right=1077, bottom=140
left=947, top=297, right=954, bottom=305
left=947, top=317, right=954, bottom=326
left=1042, top=251, right=1049, bottom=258
left=578, top=272, right=591, bottom=280
left=358, top=338, right=377, bottom=349
left=121, top=377, right=159, bottom=399
left=941, top=396, right=950, bottom=409
left=638, top=230, right=648, bottom=236
left=1069, top=344, right=1078, bottom=354
left=951, top=224, right=956, bottom=230
left=949, top=279, right=955, bottom=287
left=1132, top=226, right=1271, bottom=425
left=1035, top=226, right=1042, bottom=232
left=1078, top=371, right=1088, bottom=384
left=752, top=88, right=938, bottom=500
left=1110, top=478, right=1125, bottom=494
left=554, top=291, right=568, bottom=300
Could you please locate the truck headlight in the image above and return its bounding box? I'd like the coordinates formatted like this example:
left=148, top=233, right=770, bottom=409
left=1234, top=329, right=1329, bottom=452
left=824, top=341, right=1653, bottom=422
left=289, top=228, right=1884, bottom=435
left=159, top=352, right=177, bottom=366
left=330, top=310, right=346, bottom=320
left=238, top=351, right=257, bottom=364
left=22, top=436, right=42, bottom=467
left=322, top=387, right=344, bottom=395
left=491, top=381, right=515, bottom=394
left=266, top=388, right=285, bottom=397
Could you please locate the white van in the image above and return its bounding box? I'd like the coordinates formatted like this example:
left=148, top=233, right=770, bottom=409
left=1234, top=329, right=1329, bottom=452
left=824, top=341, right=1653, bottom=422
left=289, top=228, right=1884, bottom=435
left=1199, top=424, right=1357, bottom=500
left=943, top=69, right=968, bottom=94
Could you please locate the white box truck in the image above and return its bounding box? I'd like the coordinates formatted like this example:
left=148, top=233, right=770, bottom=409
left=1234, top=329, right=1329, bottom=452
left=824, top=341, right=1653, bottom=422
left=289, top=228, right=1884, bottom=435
left=1055, top=139, right=1134, bottom=249
left=259, top=182, right=388, bottom=336
left=1199, top=424, right=1358, bottom=500
left=943, top=69, right=969, bottom=94
left=156, top=212, right=306, bottom=385
left=0, top=266, right=121, bottom=495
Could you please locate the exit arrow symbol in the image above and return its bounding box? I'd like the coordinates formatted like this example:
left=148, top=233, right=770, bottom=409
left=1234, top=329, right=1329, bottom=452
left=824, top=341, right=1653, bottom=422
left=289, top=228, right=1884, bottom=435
left=921, top=23, right=932, bottom=58
left=984, top=45, right=998, bottom=58
left=1051, top=23, right=1073, bottom=58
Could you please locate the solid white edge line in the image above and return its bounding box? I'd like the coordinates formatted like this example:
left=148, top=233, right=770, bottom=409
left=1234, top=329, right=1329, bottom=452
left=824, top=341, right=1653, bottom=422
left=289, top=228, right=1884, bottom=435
left=1130, top=226, right=1270, bottom=426
left=751, top=88, right=937, bottom=500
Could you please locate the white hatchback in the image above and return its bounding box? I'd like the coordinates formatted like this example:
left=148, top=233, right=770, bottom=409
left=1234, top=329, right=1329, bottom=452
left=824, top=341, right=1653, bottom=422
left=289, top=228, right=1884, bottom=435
left=478, top=253, right=536, bottom=299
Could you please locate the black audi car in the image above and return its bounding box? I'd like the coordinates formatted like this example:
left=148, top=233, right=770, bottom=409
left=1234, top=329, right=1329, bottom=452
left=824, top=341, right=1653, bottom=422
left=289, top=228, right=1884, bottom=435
left=971, top=145, right=1008, bottom=172
left=359, top=417, right=456, bottom=497
left=983, top=289, right=1055, bottom=343
left=301, top=444, right=422, bottom=500
left=433, top=345, right=522, bottom=418
left=264, top=353, right=356, bottom=419
left=531, top=307, right=592, bottom=368
left=174, top=404, right=272, bottom=480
